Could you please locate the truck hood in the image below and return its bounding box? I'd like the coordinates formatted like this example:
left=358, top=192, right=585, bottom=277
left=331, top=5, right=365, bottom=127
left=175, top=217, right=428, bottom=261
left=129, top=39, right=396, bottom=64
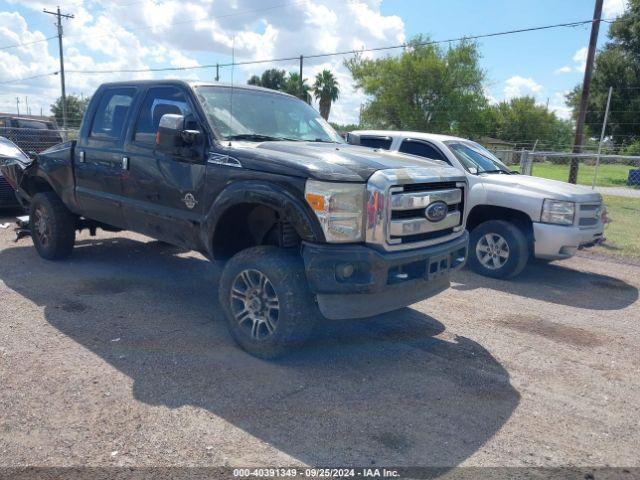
left=480, top=173, right=603, bottom=203
left=227, top=141, right=460, bottom=182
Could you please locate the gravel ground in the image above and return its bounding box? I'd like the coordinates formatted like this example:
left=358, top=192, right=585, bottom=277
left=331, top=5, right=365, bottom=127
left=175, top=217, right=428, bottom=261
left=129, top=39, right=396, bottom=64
left=0, top=207, right=639, bottom=470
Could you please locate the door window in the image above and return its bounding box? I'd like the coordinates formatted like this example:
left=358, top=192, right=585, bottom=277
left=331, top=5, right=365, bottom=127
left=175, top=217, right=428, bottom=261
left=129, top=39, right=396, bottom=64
left=90, top=88, right=136, bottom=139
left=133, top=87, right=192, bottom=143
left=399, top=139, right=448, bottom=162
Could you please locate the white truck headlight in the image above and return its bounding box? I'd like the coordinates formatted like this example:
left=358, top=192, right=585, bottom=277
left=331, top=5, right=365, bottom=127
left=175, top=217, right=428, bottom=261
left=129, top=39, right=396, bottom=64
left=305, top=180, right=365, bottom=242
left=541, top=199, right=575, bottom=226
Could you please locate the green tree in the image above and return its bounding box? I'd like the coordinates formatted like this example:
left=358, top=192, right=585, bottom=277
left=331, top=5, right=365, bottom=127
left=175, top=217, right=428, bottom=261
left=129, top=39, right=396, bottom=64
left=566, top=0, right=640, bottom=147
left=488, top=96, right=573, bottom=150
left=246, top=68, right=287, bottom=90
left=50, top=94, right=90, bottom=127
left=312, top=69, right=340, bottom=121
left=345, top=36, right=489, bottom=137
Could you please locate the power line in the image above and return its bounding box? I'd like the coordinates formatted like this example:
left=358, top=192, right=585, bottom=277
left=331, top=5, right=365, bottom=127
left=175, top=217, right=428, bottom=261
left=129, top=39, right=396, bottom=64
left=0, top=35, right=57, bottom=51
left=64, top=17, right=607, bottom=76
left=0, top=72, right=59, bottom=85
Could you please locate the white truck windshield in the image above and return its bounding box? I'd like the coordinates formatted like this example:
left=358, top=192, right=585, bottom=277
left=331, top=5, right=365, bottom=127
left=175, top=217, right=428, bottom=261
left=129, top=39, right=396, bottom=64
left=445, top=141, right=512, bottom=174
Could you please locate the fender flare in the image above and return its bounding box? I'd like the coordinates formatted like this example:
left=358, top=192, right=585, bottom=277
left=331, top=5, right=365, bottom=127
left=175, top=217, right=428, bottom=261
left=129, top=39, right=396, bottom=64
left=201, top=180, right=325, bottom=257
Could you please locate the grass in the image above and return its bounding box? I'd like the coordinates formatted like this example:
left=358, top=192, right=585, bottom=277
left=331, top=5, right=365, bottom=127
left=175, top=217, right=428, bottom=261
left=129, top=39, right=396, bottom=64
left=513, top=161, right=639, bottom=188
left=595, top=195, right=640, bottom=259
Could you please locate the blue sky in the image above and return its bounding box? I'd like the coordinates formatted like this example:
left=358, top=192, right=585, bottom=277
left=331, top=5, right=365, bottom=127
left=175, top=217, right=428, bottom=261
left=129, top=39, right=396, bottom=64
left=382, top=0, right=622, bottom=117
left=0, top=0, right=628, bottom=124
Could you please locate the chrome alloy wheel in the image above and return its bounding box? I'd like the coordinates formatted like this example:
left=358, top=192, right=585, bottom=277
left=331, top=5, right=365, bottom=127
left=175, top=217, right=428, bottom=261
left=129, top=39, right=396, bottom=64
left=33, top=206, right=51, bottom=247
left=230, top=269, right=280, bottom=340
left=476, top=233, right=510, bottom=270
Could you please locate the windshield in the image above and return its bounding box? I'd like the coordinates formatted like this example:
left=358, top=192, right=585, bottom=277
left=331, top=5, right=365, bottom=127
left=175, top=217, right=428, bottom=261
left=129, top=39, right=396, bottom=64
left=445, top=141, right=511, bottom=174
left=194, top=86, right=343, bottom=143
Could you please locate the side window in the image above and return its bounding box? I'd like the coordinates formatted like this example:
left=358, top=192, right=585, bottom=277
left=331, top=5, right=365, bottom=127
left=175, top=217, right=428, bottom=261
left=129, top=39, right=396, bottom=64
left=133, top=87, right=192, bottom=143
left=360, top=136, right=392, bottom=150
left=399, top=140, right=448, bottom=162
left=90, top=88, right=135, bottom=139
left=17, top=120, right=48, bottom=130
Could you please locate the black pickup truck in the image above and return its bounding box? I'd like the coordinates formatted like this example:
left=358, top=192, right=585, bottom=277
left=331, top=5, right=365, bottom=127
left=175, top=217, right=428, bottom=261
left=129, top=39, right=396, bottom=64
left=0, top=80, right=468, bottom=358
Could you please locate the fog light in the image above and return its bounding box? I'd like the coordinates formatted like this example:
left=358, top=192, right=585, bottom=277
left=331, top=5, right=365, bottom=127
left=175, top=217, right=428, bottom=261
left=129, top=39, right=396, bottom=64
left=336, top=263, right=355, bottom=279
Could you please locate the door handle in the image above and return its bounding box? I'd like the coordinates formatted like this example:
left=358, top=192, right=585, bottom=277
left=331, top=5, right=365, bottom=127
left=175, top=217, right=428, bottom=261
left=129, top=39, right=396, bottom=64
left=122, top=157, right=129, bottom=170
left=78, top=151, right=85, bottom=163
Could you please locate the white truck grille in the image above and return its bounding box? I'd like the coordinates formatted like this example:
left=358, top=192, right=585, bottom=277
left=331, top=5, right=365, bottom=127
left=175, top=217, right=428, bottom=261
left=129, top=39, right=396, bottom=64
left=577, top=202, right=604, bottom=228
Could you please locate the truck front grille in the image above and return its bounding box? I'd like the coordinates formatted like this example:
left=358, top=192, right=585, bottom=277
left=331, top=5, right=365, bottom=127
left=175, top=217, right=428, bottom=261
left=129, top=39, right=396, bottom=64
left=388, top=185, right=464, bottom=246
left=578, top=202, right=603, bottom=228
left=365, top=168, right=468, bottom=251
left=0, top=175, right=18, bottom=204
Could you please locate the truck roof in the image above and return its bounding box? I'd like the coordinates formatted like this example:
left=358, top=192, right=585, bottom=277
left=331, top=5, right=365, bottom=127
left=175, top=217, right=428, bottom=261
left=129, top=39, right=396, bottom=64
left=97, top=79, right=296, bottom=97
left=352, top=130, right=467, bottom=143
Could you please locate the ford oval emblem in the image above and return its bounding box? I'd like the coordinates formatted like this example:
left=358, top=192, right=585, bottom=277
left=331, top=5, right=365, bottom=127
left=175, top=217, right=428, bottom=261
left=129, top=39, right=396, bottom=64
left=425, top=201, right=448, bottom=222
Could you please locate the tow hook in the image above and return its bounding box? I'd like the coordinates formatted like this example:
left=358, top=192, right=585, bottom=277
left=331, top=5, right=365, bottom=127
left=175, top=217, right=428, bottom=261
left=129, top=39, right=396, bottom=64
left=14, top=215, right=30, bottom=242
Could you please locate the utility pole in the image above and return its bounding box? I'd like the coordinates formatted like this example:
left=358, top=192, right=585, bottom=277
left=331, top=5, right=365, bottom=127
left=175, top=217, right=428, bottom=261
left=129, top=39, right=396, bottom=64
left=569, top=0, right=603, bottom=184
left=44, top=6, right=74, bottom=131
left=16, top=97, right=20, bottom=115
left=215, top=63, right=219, bottom=82
left=592, top=86, right=613, bottom=189
left=299, top=55, right=304, bottom=100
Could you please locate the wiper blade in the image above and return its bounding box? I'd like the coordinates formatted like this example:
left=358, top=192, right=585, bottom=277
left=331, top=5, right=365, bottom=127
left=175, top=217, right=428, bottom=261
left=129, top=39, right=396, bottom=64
left=481, top=169, right=510, bottom=174
left=226, top=134, right=285, bottom=142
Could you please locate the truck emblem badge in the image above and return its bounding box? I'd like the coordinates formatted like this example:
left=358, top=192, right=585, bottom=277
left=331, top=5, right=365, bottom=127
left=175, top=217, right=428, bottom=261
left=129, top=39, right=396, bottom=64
left=425, top=201, right=448, bottom=222
left=183, top=193, right=198, bottom=209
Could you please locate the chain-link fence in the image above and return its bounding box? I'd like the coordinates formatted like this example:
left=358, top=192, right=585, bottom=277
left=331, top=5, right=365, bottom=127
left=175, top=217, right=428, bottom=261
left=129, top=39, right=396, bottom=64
left=0, top=126, right=79, bottom=158
left=487, top=148, right=640, bottom=194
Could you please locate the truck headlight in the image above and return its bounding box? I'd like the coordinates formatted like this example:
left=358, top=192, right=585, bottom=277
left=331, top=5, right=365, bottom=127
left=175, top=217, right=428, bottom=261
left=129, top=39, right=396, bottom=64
left=305, top=180, right=365, bottom=242
left=541, top=199, right=575, bottom=226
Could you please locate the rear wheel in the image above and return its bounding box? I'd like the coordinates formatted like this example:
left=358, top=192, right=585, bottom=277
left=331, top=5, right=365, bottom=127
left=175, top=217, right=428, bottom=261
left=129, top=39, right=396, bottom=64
left=29, top=192, right=76, bottom=260
left=468, top=220, right=529, bottom=279
left=219, top=246, right=319, bottom=359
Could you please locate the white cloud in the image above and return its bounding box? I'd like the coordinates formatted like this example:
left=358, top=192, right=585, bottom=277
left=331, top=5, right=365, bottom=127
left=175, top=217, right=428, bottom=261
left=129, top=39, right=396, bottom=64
left=554, top=65, right=572, bottom=75
left=552, top=46, right=588, bottom=76
left=548, top=91, right=572, bottom=120
left=0, top=0, right=405, bottom=124
left=503, top=76, right=543, bottom=99
left=573, top=46, right=588, bottom=72
left=603, top=0, right=628, bottom=18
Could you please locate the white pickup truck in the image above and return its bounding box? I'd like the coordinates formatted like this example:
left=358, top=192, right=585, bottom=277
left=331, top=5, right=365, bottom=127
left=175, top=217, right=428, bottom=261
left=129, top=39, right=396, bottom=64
left=348, top=130, right=606, bottom=279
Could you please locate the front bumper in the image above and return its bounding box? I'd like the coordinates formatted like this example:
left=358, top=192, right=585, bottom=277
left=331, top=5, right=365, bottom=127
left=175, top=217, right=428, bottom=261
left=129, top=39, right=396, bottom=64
left=302, top=232, right=468, bottom=320
left=533, top=222, right=604, bottom=260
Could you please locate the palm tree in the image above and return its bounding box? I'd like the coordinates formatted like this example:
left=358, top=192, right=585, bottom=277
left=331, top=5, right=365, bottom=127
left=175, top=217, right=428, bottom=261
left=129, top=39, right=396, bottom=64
left=284, top=72, right=311, bottom=103
left=312, top=70, right=340, bottom=120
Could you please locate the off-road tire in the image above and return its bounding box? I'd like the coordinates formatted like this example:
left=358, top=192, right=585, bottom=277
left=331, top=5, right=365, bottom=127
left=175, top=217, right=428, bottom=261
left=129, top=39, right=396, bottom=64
left=219, top=246, right=319, bottom=359
left=468, top=220, right=529, bottom=279
left=29, top=192, right=76, bottom=260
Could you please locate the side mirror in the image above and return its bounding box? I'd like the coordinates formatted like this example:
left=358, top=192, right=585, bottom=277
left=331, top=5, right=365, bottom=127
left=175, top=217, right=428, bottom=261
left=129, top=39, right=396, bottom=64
left=156, top=114, right=201, bottom=153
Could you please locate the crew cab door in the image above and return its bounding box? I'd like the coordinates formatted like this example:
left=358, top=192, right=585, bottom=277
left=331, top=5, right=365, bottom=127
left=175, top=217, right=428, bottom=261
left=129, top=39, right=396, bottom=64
left=75, top=87, right=137, bottom=228
left=122, top=85, right=207, bottom=247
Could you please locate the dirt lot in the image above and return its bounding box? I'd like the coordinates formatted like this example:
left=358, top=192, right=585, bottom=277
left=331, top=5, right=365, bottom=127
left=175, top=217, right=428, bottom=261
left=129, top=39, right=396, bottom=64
left=0, top=207, right=639, bottom=469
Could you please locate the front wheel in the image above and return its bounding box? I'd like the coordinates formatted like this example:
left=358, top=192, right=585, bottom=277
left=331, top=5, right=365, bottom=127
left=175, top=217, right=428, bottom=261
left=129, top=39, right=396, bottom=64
left=219, top=246, right=319, bottom=359
left=468, top=220, right=529, bottom=279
